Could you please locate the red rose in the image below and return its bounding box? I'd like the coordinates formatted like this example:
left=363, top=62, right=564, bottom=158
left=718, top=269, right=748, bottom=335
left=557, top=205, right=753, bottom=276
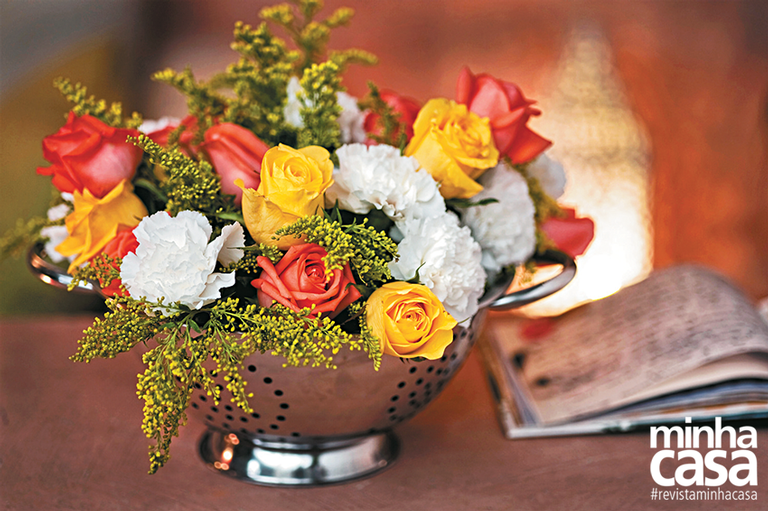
left=251, top=243, right=362, bottom=318
left=541, top=208, right=595, bottom=259
left=363, top=90, right=421, bottom=144
left=456, top=67, right=551, bottom=164
left=95, top=227, right=139, bottom=297
left=199, top=123, right=269, bottom=204
left=144, top=115, right=200, bottom=158
left=37, top=112, right=142, bottom=198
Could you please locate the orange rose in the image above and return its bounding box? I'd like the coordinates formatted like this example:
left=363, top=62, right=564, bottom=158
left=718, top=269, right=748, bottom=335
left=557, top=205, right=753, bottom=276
left=37, top=112, right=142, bottom=198
left=457, top=67, right=551, bottom=164
left=199, top=123, right=270, bottom=203
left=251, top=243, right=361, bottom=318
left=366, top=282, right=457, bottom=360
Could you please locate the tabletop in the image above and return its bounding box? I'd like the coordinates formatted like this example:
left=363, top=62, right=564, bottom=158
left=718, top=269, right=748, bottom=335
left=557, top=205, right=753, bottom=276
left=1, top=315, right=766, bottom=511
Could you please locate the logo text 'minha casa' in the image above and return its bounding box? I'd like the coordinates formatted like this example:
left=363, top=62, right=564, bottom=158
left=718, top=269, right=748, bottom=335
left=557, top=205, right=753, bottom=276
left=650, top=417, right=758, bottom=487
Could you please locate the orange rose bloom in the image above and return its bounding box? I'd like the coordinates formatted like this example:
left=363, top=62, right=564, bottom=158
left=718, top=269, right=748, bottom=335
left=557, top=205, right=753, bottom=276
left=251, top=243, right=361, bottom=318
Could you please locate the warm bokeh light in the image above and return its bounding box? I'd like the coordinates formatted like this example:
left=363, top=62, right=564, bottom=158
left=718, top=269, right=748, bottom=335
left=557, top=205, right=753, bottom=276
left=519, top=23, right=653, bottom=317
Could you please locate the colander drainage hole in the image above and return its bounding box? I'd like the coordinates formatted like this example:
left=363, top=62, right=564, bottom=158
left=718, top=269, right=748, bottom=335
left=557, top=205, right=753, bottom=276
left=257, top=428, right=265, bottom=434
left=388, top=407, right=396, bottom=413
left=194, top=383, right=202, bottom=389
left=397, top=381, right=406, bottom=388
left=206, top=415, right=213, bottom=421
left=226, top=415, right=234, bottom=421
left=416, top=378, right=424, bottom=385
left=223, top=423, right=230, bottom=429
left=409, top=367, right=417, bottom=374
left=291, top=432, right=301, bottom=437
left=240, top=428, right=248, bottom=434
left=247, top=365, right=257, bottom=372
left=409, top=391, right=416, bottom=398
left=390, top=395, right=399, bottom=402
left=274, top=390, right=284, bottom=396
left=427, top=366, right=434, bottom=373
left=263, top=377, right=273, bottom=384
left=450, top=353, right=458, bottom=361
left=270, top=424, right=279, bottom=430
left=240, top=417, right=248, bottom=423
left=276, top=415, right=286, bottom=421
left=199, top=395, right=207, bottom=402
left=389, top=415, right=398, bottom=421
left=211, top=406, right=218, bottom=413
left=251, top=412, right=260, bottom=419
left=191, top=403, right=199, bottom=409
left=279, top=403, right=290, bottom=409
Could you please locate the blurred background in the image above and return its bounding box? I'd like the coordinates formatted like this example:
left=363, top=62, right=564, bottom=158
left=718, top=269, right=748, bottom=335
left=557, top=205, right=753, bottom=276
left=1, top=0, right=767, bottom=316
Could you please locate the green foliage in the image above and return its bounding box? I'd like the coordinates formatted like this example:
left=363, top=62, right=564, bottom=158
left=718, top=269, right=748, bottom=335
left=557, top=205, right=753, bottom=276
left=151, top=68, right=226, bottom=140
left=349, top=301, right=382, bottom=370
left=275, top=214, right=398, bottom=286
left=512, top=159, right=563, bottom=225
left=446, top=197, right=499, bottom=209
left=358, top=82, right=408, bottom=150
left=128, top=135, right=239, bottom=232
left=68, top=254, right=121, bottom=292
left=297, top=61, right=343, bottom=149
left=220, top=21, right=299, bottom=143
left=0, top=216, right=51, bottom=261
left=260, top=0, right=376, bottom=74
left=71, top=293, right=379, bottom=473
left=53, top=77, right=142, bottom=128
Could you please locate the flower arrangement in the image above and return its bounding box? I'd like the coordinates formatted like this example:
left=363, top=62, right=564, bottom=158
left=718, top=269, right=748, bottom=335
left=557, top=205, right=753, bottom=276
left=1, top=0, right=593, bottom=474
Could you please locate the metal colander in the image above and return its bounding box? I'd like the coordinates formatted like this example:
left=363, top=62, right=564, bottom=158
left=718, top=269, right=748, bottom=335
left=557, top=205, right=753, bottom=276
left=28, top=244, right=575, bottom=486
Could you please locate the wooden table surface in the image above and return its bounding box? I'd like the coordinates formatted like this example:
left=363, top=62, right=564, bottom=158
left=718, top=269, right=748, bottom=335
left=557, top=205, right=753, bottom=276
left=1, top=315, right=766, bottom=510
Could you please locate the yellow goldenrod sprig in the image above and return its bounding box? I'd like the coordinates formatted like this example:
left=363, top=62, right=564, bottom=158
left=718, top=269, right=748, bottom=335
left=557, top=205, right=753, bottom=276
left=53, top=77, right=143, bottom=128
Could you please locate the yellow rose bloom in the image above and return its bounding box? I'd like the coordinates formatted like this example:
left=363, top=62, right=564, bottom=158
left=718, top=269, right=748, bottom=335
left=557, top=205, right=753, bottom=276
left=366, top=281, right=457, bottom=360
left=405, top=98, right=499, bottom=199
left=239, top=144, right=334, bottom=249
left=56, top=179, right=148, bottom=273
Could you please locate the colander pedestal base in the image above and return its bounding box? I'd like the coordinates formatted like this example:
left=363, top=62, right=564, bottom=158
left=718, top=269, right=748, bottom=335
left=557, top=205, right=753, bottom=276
left=198, top=429, right=400, bottom=486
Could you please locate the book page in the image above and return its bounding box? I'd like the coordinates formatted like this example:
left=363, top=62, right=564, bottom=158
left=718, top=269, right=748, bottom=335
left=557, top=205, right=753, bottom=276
left=487, top=265, right=768, bottom=424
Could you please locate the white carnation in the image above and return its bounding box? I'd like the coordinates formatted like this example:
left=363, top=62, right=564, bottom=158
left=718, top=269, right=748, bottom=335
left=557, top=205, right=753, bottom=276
left=120, top=211, right=244, bottom=315
left=335, top=92, right=367, bottom=144
left=284, top=77, right=367, bottom=143
left=527, top=152, right=566, bottom=199
left=389, top=212, right=486, bottom=322
left=139, top=116, right=180, bottom=134
left=327, top=144, right=445, bottom=225
left=40, top=225, right=72, bottom=264
left=461, top=164, right=536, bottom=274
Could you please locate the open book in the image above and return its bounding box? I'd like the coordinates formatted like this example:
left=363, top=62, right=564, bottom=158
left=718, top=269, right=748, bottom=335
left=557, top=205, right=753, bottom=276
left=479, top=265, right=768, bottom=438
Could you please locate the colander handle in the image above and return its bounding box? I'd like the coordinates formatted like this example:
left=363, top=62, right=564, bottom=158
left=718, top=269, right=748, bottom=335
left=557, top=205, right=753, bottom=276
left=27, top=243, right=98, bottom=294
left=486, top=249, right=576, bottom=311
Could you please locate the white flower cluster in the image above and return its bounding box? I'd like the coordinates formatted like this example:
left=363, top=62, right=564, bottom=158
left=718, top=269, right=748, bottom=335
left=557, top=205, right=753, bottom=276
left=327, top=144, right=445, bottom=225
left=389, top=213, right=486, bottom=322
left=526, top=152, right=566, bottom=200
left=120, top=211, right=244, bottom=314
left=40, top=193, right=74, bottom=264
left=460, top=164, right=536, bottom=274
left=283, top=77, right=366, bottom=144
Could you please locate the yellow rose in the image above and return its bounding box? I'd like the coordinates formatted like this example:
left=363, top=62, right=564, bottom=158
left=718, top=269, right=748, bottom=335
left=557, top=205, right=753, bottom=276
left=405, top=98, right=499, bottom=199
left=366, top=281, right=458, bottom=360
left=56, top=179, right=148, bottom=273
left=239, top=144, right=334, bottom=249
